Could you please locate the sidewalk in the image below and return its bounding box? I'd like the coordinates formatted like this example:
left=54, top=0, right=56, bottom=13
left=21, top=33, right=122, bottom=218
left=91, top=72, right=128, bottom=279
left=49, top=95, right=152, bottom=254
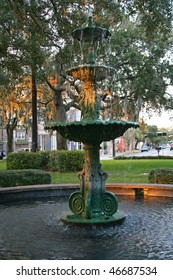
left=100, top=150, right=139, bottom=160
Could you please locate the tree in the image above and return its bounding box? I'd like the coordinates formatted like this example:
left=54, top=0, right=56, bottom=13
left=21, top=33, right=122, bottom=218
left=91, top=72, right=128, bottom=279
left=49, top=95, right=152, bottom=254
left=0, top=0, right=172, bottom=151
left=92, top=0, right=173, bottom=121
left=0, top=76, right=32, bottom=152
left=0, top=0, right=90, bottom=150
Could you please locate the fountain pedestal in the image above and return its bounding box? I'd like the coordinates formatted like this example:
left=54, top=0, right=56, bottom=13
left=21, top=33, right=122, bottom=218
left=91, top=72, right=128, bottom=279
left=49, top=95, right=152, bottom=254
left=60, top=143, right=126, bottom=226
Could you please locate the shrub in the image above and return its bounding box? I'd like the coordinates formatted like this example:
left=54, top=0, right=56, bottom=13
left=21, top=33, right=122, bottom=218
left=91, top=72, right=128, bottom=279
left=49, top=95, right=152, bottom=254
left=6, top=151, right=50, bottom=170
left=6, top=150, right=84, bottom=172
left=148, top=168, right=173, bottom=184
left=48, top=150, right=84, bottom=172
left=39, top=151, right=50, bottom=170
left=0, top=169, right=51, bottom=187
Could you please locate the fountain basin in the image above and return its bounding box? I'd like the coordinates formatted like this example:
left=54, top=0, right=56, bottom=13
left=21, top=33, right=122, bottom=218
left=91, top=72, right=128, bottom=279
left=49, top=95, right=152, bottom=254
left=45, top=120, right=139, bottom=144
left=0, top=183, right=173, bottom=260
left=1, top=183, right=173, bottom=202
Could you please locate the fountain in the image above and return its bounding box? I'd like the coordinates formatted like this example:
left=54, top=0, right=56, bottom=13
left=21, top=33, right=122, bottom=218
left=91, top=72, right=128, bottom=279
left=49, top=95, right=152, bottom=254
left=45, top=12, right=138, bottom=226
left=1, top=12, right=173, bottom=261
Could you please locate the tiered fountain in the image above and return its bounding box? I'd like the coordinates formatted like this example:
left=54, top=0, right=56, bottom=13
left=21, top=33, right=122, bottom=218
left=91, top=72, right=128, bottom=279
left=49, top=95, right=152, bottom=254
left=1, top=12, right=173, bottom=261
left=46, top=13, right=138, bottom=226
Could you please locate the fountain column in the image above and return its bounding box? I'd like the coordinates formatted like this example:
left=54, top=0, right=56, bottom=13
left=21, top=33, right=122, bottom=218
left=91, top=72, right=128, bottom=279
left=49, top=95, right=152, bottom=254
left=69, top=142, right=118, bottom=221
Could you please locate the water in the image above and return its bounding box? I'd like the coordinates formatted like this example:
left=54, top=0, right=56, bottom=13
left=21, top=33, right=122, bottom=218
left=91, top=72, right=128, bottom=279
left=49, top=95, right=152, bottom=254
left=0, top=196, right=173, bottom=260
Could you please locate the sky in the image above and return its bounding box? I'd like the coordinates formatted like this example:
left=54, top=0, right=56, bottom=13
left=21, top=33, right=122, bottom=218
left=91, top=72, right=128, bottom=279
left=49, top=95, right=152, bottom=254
left=144, top=86, right=173, bottom=129
left=145, top=111, right=173, bottom=129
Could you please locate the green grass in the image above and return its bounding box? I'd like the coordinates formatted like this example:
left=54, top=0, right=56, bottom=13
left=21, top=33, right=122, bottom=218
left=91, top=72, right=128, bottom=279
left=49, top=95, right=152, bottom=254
left=0, top=160, right=7, bottom=171
left=51, top=159, right=173, bottom=184
left=51, top=171, right=78, bottom=184
left=103, top=159, right=173, bottom=183
left=1, top=159, right=173, bottom=184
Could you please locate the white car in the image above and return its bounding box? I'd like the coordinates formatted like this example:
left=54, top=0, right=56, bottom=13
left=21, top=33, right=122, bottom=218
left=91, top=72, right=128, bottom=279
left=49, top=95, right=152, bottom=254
left=141, top=145, right=149, bottom=152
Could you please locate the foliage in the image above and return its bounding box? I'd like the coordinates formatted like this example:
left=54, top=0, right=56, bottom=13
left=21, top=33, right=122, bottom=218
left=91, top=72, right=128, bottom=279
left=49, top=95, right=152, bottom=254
left=148, top=168, right=173, bottom=184
left=0, top=169, right=51, bottom=187
left=0, top=0, right=172, bottom=150
left=48, top=150, right=84, bottom=172
left=0, top=76, right=33, bottom=152
left=107, top=16, right=172, bottom=121
left=74, top=0, right=173, bottom=121
left=144, top=125, right=168, bottom=146
left=6, top=151, right=49, bottom=170
left=6, top=150, right=84, bottom=172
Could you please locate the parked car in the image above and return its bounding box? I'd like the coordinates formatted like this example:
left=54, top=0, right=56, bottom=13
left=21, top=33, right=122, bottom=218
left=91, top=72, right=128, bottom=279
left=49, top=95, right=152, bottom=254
left=18, top=148, right=31, bottom=152
left=170, top=144, right=173, bottom=151
left=141, top=145, right=149, bottom=152
left=0, top=150, right=5, bottom=160
left=161, top=144, right=167, bottom=149
left=155, top=145, right=162, bottom=151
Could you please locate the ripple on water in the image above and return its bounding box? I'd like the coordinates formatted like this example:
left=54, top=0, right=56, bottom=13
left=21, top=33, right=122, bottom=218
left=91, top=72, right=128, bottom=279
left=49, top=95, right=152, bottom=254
left=0, top=196, right=173, bottom=259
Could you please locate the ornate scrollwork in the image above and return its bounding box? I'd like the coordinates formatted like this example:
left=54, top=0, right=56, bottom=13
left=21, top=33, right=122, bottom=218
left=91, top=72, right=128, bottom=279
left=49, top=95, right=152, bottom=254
left=101, top=192, right=118, bottom=216
left=69, top=192, right=85, bottom=215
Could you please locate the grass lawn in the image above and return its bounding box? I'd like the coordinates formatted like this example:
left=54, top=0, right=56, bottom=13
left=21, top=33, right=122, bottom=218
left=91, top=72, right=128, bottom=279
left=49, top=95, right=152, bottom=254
left=1, top=159, right=172, bottom=185
left=0, top=160, right=7, bottom=171
left=51, top=159, right=173, bottom=184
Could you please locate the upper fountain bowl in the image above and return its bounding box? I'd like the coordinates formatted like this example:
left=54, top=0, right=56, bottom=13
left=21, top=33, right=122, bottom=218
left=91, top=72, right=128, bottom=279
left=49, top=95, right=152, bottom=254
left=45, top=120, right=139, bottom=144
left=72, top=26, right=111, bottom=43
left=72, top=16, right=111, bottom=43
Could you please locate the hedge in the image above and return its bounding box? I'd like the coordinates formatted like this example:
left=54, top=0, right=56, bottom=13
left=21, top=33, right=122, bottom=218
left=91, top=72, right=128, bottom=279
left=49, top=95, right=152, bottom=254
left=6, top=150, right=84, bottom=172
left=148, top=168, right=173, bottom=184
left=0, top=169, right=51, bottom=187
left=6, top=151, right=50, bottom=170
left=48, top=150, right=84, bottom=172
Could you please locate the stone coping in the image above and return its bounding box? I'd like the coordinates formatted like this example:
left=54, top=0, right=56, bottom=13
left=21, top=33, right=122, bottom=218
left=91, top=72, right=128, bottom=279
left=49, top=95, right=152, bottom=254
left=1, top=182, right=173, bottom=193
left=0, top=184, right=80, bottom=203
left=107, top=183, right=173, bottom=190
left=0, top=183, right=173, bottom=196
left=106, top=183, right=173, bottom=198
left=0, top=184, right=79, bottom=193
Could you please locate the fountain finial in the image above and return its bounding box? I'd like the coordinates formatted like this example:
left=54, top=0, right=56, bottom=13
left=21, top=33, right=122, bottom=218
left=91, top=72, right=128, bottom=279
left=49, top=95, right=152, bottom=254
left=88, top=6, right=93, bottom=17
left=88, top=6, right=94, bottom=27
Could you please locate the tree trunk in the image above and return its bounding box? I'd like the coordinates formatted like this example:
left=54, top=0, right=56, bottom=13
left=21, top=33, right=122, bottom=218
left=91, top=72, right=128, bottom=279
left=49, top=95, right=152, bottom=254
left=6, top=118, right=18, bottom=153
left=112, top=139, right=115, bottom=157
left=54, top=92, right=67, bottom=150
left=31, top=69, right=38, bottom=152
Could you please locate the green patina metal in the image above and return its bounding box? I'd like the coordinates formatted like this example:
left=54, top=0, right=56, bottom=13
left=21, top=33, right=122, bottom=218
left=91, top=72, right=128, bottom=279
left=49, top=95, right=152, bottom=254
left=72, top=14, right=111, bottom=43
left=45, top=120, right=138, bottom=144
left=45, top=13, right=139, bottom=225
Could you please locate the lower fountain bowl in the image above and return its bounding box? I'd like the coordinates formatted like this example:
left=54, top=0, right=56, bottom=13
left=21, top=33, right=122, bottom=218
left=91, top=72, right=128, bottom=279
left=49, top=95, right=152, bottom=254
left=45, top=120, right=139, bottom=143
left=60, top=210, right=126, bottom=227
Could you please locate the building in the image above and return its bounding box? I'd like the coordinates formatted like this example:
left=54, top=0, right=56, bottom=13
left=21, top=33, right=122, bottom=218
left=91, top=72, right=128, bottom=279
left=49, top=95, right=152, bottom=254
left=0, top=107, right=133, bottom=156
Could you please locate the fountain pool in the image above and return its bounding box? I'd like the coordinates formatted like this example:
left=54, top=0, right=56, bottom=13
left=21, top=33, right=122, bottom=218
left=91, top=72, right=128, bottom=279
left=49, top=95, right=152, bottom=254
left=0, top=190, right=173, bottom=260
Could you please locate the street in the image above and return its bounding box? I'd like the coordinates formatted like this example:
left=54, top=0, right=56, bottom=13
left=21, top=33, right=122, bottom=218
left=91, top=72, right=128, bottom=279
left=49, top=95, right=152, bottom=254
left=100, top=147, right=173, bottom=160
left=123, top=147, right=173, bottom=158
